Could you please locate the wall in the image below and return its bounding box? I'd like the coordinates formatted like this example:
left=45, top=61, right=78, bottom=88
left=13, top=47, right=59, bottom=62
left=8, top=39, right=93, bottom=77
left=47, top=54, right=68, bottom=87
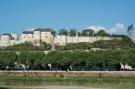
left=54, top=35, right=120, bottom=45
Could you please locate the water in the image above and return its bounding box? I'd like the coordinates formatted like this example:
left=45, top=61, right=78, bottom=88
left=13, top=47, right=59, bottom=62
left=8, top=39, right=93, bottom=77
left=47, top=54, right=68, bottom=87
left=0, top=80, right=90, bottom=88
left=0, top=80, right=98, bottom=89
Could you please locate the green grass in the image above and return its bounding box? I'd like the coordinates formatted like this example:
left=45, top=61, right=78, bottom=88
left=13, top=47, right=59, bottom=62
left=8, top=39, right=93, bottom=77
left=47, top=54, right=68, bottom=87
left=0, top=76, right=135, bottom=89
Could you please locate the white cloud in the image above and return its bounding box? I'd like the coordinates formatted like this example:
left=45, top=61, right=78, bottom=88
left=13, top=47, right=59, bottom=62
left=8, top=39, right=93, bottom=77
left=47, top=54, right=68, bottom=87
left=25, top=28, right=35, bottom=31
left=107, top=23, right=125, bottom=34
left=86, top=26, right=106, bottom=33
left=86, top=23, right=125, bottom=34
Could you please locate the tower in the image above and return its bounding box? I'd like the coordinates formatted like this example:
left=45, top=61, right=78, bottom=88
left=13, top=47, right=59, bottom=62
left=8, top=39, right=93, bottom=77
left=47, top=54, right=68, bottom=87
left=127, top=24, right=134, bottom=39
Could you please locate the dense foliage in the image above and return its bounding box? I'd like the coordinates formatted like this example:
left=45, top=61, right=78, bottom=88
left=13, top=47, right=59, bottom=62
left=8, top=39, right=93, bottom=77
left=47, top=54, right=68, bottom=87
left=0, top=42, right=52, bottom=51
left=58, top=29, right=110, bottom=36
left=0, top=49, right=135, bottom=71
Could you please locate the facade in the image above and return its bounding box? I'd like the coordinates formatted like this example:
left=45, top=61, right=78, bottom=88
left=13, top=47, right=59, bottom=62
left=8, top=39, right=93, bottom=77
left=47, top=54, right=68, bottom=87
left=0, top=34, right=11, bottom=47
left=21, top=31, right=33, bottom=42
left=0, top=33, right=21, bottom=47
left=33, top=29, right=41, bottom=46
left=21, top=28, right=54, bottom=46
left=40, top=29, right=53, bottom=45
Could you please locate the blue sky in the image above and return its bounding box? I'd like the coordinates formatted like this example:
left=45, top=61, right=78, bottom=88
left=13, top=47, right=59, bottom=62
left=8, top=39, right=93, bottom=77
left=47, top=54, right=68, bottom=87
left=0, top=0, right=135, bottom=35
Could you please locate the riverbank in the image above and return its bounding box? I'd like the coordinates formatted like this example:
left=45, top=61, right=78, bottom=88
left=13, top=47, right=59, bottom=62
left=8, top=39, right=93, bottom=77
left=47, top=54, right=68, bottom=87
left=0, top=71, right=135, bottom=77
left=0, top=71, right=135, bottom=89
left=0, top=86, right=103, bottom=89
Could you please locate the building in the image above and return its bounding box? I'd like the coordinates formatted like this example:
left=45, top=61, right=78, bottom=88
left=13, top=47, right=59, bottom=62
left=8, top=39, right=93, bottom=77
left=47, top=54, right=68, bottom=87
left=21, top=31, right=33, bottom=42
left=33, top=28, right=54, bottom=46
left=21, top=28, right=54, bottom=46
left=0, top=33, right=22, bottom=47
left=127, top=24, right=134, bottom=39
left=0, top=33, right=11, bottom=47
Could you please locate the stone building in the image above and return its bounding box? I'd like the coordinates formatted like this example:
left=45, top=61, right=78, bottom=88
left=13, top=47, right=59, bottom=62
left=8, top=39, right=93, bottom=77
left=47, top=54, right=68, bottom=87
left=0, top=33, right=21, bottom=47
left=33, top=28, right=54, bottom=46
left=21, top=28, right=54, bottom=46
left=21, top=31, right=33, bottom=42
left=0, top=33, right=11, bottom=47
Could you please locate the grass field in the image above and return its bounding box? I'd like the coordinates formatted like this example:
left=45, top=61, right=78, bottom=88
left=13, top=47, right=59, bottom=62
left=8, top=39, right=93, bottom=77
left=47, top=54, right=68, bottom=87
left=0, top=76, right=135, bottom=89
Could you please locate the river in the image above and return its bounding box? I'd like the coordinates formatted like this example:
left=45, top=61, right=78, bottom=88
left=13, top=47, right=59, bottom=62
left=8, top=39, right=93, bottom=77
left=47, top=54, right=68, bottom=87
left=0, top=80, right=102, bottom=89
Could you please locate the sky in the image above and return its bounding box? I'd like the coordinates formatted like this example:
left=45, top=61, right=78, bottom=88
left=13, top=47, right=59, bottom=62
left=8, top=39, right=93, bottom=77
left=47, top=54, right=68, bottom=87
left=0, top=0, right=135, bottom=35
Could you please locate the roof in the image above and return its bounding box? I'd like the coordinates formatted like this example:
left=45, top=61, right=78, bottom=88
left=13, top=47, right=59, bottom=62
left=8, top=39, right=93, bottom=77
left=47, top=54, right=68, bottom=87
left=22, top=31, right=33, bottom=34
left=34, top=28, right=52, bottom=32
left=1, top=33, right=11, bottom=36
left=0, top=33, right=13, bottom=39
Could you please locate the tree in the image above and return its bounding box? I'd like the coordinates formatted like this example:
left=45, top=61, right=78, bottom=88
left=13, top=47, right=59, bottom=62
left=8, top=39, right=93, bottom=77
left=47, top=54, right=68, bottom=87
left=120, top=51, right=129, bottom=70
left=82, top=29, right=94, bottom=36
left=128, top=50, right=135, bottom=69
left=58, top=29, right=68, bottom=36
left=39, top=42, right=52, bottom=51
left=77, top=32, right=82, bottom=36
left=0, top=52, right=17, bottom=70
left=51, top=30, right=56, bottom=36
left=96, top=30, right=109, bottom=36
left=69, top=29, right=77, bottom=36
left=33, top=52, right=45, bottom=69
left=18, top=52, right=28, bottom=65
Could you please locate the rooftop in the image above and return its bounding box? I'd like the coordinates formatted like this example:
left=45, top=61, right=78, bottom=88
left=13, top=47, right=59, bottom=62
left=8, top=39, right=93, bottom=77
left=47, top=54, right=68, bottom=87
left=34, top=28, right=52, bottom=32
left=22, top=31, right=33, bottom=34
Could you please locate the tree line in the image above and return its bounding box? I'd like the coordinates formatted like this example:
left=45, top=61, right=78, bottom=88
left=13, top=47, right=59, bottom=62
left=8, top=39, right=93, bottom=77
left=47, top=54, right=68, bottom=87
left=57, top=29, right=110, bottom=36
left=0, top=49, right=135, bottom=71
left=56, top=29, right=127, bottom=37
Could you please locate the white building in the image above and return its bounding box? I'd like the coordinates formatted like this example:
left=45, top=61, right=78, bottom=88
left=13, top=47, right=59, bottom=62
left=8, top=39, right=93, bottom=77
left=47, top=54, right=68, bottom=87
left=40, top=29, right=53, bottom=45
left=0, top=33, right=22, bottom=47
left=0, top=33, right=11, bottom=47
left=21, top=31, right=33, bottom=42
left=21, top=28, right=54, bottom=46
